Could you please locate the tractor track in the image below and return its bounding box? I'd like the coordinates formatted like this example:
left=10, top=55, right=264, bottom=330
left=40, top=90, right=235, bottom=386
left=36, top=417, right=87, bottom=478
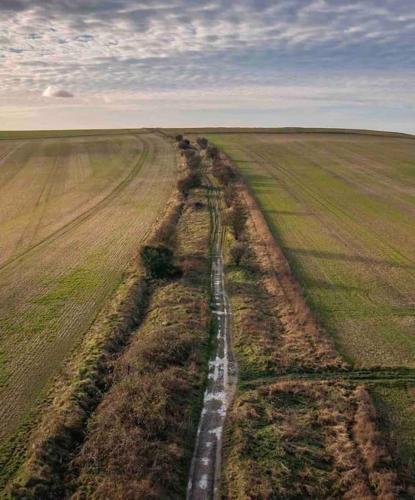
left=0, top=135, right=149, bottom=273
left=187, top=177, right=237, bottom=500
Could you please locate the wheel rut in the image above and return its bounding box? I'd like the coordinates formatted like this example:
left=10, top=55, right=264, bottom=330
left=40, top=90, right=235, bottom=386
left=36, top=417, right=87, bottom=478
left=187, top=182, right=237, bottom=500
left=0, top=135, right=149, bottom=273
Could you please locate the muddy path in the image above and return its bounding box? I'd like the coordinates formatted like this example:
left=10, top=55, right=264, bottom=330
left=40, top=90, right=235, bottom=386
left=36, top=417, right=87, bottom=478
left=187, top=181, right=237, bottom=499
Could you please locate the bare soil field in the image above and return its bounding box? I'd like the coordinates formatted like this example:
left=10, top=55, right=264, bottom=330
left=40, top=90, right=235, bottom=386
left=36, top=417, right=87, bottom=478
left=0, top=132, right=176, bottom=468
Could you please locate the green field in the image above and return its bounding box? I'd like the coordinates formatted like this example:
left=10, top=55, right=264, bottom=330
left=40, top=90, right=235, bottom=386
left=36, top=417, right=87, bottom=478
left=0, top=131, right=176, bottom=454
left=205, top=132, right=415, bottom=368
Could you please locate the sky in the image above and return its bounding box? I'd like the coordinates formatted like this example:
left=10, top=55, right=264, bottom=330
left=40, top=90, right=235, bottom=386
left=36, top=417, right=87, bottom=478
left=0, top=0, right=414, bottom=132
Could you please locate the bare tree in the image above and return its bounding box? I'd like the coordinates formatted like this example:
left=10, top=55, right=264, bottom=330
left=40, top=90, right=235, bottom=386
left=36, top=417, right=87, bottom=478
left=207, top=145, right=219, bottom=160
left=230, top=242, right=246, bottom=265
left=230, top=202, right=247, bottom=240
left=196, top=137, right=208, bottom=149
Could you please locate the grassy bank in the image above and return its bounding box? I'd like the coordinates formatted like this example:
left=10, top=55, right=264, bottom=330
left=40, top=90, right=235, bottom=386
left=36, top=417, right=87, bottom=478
left=71, top=188, right=211, bottom=498
left=223, top=381, right=400, bottom=498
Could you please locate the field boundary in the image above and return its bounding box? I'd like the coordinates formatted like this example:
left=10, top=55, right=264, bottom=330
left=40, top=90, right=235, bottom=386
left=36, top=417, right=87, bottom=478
left=4, top=188, right=184, bottom=494
left=162, top=127, right=415, bottom=139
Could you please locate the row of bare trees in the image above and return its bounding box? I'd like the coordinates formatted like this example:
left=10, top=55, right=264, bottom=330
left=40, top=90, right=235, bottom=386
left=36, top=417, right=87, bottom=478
left=192, top=136, right=248, bottom=266
left=175, top=133, right=248, bottom=266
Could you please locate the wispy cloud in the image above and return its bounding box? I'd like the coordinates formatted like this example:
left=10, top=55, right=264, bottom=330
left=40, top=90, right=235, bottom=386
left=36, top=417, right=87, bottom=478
left=0, top=0, right=414, bottom=130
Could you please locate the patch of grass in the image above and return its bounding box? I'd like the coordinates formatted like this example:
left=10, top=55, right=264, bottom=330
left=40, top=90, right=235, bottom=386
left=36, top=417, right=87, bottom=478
left=222, top=381, right=401, bottom=499
left=226, top=262, right=282, bottom=380
left=30, top=267, right=105, bottom=334
left=370, top=384, right=415, bottom=491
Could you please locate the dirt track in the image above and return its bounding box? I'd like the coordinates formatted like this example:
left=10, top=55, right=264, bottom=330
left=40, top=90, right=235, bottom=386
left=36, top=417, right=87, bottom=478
left=187, top=182, right=237, bottom=499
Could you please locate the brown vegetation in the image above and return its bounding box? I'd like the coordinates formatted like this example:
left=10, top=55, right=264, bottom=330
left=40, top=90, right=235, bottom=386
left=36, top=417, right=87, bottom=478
left=222, top=380, right=401, bottom=499
left=71, top=190, right=210, bottom=498
left=212, top=157, right=236, bottom=185
left=229, top=242, right=246, bottom=266
left=183, top=148, right=202, bottom=169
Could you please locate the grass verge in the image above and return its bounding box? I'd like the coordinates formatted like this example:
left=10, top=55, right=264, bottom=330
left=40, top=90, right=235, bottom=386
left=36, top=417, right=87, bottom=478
left=71, top=189, right=211, bottom=498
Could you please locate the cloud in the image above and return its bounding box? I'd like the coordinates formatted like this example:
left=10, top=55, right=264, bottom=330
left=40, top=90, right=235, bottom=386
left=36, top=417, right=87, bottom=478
left=42, top=85, right=74, bottom=98
left=0, top=1, right=413, bottom=130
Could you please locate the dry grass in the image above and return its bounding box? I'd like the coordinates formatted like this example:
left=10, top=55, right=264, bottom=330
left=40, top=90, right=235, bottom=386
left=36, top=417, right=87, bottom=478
left=69, top=190, right=211, bottom=499
left=222, top=380, right=401, bottom=499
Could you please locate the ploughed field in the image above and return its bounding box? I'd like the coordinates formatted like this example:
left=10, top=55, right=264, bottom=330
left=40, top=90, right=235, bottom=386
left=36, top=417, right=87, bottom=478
left=204, top=131, right=415, bottom=369
left=0, top=132, right=176, bottom=448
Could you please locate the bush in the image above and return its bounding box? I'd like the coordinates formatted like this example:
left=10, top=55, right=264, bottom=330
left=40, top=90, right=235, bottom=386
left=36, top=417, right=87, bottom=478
left=206, top=145, right=219, bottom=160
left=178, top=139, right=191, bottom=150
left=175, top=134, right=183, bottom=142
left=140, top=245, right=180, bottom=279
left=196, top=137, right=208, bottom=149
left=177, top=172, right=202, bottom=196
left=183, top=149, right=202, bottom=169
left=212, top=160, right=235, bottom=185
left=229, top=203, right=247, bottom=240
left=230, top=242, right=246, bottom=265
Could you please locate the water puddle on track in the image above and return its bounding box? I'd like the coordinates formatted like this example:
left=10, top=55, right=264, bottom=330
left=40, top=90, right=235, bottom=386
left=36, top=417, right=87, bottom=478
left=187, top=185, right=237, bottom=500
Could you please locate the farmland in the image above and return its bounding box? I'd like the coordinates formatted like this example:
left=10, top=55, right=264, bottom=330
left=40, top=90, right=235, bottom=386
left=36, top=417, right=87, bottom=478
left=204, top=132, right=415, bottom=368
left=1, top=128, right=415, bottom=495
left=0, top=131, right=176, bottom=470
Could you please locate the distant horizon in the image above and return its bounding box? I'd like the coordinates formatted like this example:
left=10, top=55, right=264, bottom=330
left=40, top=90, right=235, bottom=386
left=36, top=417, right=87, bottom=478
left=1, top=125, right=414, bottom=136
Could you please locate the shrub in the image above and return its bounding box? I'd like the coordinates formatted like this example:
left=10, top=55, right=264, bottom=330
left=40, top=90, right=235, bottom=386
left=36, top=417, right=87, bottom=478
left=183, top=149, right=202, bottom=169
left=196, top=137, right=208, bottom=149
left=140, top=245, right=180, bottom=279
left=175, top=134, right=183, bottom=142
left=206, top=145, right=219, bottom=160
left=178, top=139, right=191, bottom=150
left=212, top=160, right=235, bottom=185
left=230, top=242, right=246, bottom=265
left=229, top=203, right=247, bottom=240
left=177, top=172, right=202, bottom=196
